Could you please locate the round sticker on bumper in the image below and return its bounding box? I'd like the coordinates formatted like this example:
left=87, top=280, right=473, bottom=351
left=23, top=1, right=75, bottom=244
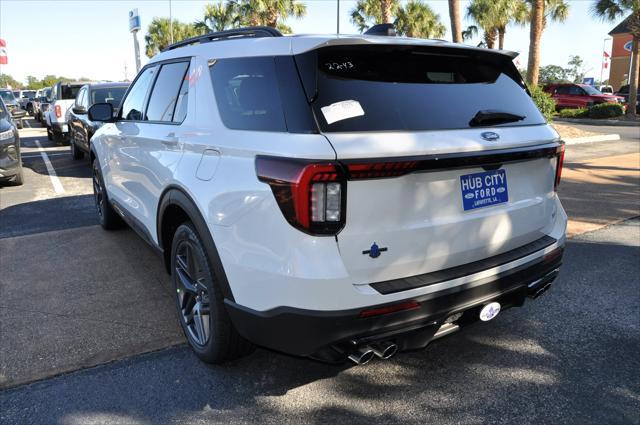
left=479, top=302, right=501, bottom=321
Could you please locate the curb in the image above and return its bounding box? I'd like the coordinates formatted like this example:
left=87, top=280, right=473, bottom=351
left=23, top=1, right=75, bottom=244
left=554, top=117, right=640, bottom=127
left=564, top=134, right=621, bottom=145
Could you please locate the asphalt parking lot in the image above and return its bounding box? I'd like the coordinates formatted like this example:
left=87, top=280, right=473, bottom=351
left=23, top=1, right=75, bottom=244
left=0, top=118, right=639, bottom=424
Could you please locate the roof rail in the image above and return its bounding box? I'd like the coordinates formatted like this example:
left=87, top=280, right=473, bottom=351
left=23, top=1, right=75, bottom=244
left=162, top=26, right=283, bottom=52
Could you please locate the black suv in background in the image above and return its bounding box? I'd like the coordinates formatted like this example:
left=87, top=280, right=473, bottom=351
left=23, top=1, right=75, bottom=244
left=615, top=84, right=640, bottom=113
left=68, top=82, right=129, bottom=160
left=0, top=89, right=27, bottom=129
left=0, top=98, right=23, bottom=186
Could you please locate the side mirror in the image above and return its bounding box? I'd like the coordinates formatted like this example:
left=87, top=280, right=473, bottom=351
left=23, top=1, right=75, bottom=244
left=88, top=103, right=114, bottom=122
left=72, top=106, right=87, bottom=115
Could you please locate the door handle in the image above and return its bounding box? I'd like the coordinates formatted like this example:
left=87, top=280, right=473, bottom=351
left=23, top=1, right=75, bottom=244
left=162, top=132, right=179, bottom=146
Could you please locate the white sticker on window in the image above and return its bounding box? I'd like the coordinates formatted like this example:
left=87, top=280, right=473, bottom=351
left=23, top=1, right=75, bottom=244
left=320, top=100, right=364, bottom=125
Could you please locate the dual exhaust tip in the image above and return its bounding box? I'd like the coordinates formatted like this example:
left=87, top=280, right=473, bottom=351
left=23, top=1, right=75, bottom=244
left=348, top=341, right=398, bottom=365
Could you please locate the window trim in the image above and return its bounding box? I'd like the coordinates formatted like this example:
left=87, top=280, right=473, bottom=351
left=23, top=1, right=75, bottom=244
left=118, top=56, right=192, bottom=126
left=144, top=60, right=191, bottom=125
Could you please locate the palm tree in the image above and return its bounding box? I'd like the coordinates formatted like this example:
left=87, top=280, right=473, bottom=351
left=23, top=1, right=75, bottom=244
left=351, top=0, right=399, bottom=32
left=467, top=0, right=528, bottom=50
left=448, top=0, right=463, bottom=43
left=526, top=0, right=569, bottom=85
left=591, top=1, right=639, bottom=117
left=195, top=2, right=240, bottom=32
left=145, top=18, right=203, bottom=57
left=395, top=1, right=446, bottom=38
left=233, top=0, right=306, bottom=33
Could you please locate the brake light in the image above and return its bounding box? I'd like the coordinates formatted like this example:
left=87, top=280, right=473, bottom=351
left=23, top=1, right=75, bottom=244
left=55, top=104, right=61, bottom=118
left=554, top=144, right=565, bottom=191
left=256, top=157, right=346, bottom=235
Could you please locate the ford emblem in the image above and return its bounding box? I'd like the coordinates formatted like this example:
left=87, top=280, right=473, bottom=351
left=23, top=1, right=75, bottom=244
left=481, top=132, right=500, bottom=142
left=479, top=302, right=501, bottom=321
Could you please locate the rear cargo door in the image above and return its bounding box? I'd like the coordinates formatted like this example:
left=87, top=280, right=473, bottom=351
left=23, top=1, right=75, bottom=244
left=297, top=43, right=563, bottom=285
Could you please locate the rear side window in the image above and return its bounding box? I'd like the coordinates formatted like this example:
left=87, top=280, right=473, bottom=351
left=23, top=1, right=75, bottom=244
left=61, top=85, right=82, bottom=100
left=298, top=45, right=546, bottom=132
left=210, top=57, right=286, bottom=132
left=90, top=87, right=127, bottom=107
left=146, top=61, right=190, bottom=122
left=121, top=66, right=156, bottom=121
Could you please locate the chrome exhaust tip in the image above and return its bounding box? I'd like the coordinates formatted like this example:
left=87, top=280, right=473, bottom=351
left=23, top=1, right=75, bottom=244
left=371, top=342, right=398, bottom=359
left=348, top=347, right=375, bottom=365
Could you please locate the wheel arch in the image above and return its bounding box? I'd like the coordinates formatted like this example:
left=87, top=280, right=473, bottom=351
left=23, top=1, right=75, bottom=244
left=157, top=186, right=236, bottom=302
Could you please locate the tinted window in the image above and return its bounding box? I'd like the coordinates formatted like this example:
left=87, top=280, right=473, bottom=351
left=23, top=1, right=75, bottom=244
left=75, top=87, right=86, bottom=108
left=172, top=77, right=189, bottom=123
left=568, top=85, right=584, bottom=95
left=210, top=57, right=286, bottom=131
left=121, top=66, right=156, bottom=121
left=0, top=91, right=16, bottom=103
left=555, top=86, right=570, bottom=95
left=146, top=62, right=189, bottom=122
left=300, top=45, right=546, bottom=132
left=61, top=84, right=83, bottom=100
left=90, top=87, right=127, bottom=107
left=23, top=91, right=36, bottom=99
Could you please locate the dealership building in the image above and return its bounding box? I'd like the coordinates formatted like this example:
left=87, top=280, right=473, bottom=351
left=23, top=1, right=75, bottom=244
left=608, top=15, right=638, bottom=91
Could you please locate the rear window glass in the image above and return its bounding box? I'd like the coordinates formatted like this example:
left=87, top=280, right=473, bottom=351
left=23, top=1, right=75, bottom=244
left=210, top=57, right=286, bottom=132
left=60, top=85, right=83, bottom=100
left=91, top=87, right=127, bottom=107
left=301, top=45, right=546, bottom=132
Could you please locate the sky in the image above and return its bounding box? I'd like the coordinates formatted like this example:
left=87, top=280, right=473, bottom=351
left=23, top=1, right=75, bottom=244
left=0, top=0, right=619, bottom=85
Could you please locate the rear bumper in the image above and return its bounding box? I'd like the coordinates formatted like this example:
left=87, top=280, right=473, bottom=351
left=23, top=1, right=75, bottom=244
left=225, top=246, right=564, bottom=359
left=51, top=122, right=69, bottom=134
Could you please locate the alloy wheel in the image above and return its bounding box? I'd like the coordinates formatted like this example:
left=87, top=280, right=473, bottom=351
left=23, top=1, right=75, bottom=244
left=175, top=240, right=211, bottom=347
left=92, top=163, right=104, bottom=218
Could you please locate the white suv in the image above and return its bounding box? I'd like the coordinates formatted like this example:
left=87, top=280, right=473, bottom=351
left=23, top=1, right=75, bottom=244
left=87, top=27, right=567, bottom=365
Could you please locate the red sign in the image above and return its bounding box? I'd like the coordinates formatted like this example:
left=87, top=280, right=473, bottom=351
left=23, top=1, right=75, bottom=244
left=0, top=38, right=6, bottom=65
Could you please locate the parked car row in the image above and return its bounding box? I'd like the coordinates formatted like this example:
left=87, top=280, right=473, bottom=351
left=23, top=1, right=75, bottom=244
left=0, top=97, right=23, bottom=186
left=0, top=89, right=27, bottom=129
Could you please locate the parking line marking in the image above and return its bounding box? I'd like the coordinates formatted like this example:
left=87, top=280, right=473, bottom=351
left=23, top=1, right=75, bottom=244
left=35, top=140, right=65, bottom=194
left=22, top=152, right=71, bottom=159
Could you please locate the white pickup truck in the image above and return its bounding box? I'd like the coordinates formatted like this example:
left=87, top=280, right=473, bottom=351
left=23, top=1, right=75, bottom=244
left=46, top=81, right=89, bottom=143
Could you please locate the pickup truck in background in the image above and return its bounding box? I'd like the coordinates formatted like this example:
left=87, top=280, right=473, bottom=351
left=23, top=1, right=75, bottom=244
left=46, top=81, right=89, bottom=143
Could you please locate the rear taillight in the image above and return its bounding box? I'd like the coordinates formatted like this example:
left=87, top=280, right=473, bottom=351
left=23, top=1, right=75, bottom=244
left=554, top=144, right=565, bottom=192
left=55, top=104, right=61, bottom=118
left=256, top=157, right=346, bottom=235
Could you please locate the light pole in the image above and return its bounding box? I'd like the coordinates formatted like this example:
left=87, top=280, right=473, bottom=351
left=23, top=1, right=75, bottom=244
left=169, top=0, right=174, bottom=44
left=129, top=9, right=142, bottom=73
left=600, top=37, right=611, bottom=85
left=337, top=0, right=340, bottom=35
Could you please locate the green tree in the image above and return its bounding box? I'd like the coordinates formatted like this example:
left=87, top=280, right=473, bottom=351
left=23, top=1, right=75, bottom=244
left=25, top=76, right=45, bottom=89
left=0, top=74, right=22, bottom=89
left=567, top=55, right=585, bottom=83
left=395, top=1, right=446, bottom=38
left=539, top=64, right=569, bottom=83
left=591, top=1, right=639, bottom=117
left=467, top=0, right=528, bottom=49
left=350, top=0, right=399, bottom=32
left=526, top=0, right=570, bottom=85
left=195, top=2, right=240, bottom=32
left=145, top=18, right=204, bottom=58
left=448, top=0, right=463, bottom=42
left=233, top=0, right=307, bottom=33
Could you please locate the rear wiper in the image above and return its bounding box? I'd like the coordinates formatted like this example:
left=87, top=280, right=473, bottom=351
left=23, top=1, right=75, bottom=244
left=469, top=110, right=526, bottom=127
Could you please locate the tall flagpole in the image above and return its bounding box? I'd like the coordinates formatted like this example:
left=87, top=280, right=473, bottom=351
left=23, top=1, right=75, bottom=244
left=337, top=0, right=340, bottom=35
left=169, top=0, right=174, bottom=44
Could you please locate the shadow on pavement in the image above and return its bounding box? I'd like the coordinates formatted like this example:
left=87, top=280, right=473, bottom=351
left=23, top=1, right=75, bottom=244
left=1, top=220, right=638, bottom=424
left=0, top=194, right=97, bottom=238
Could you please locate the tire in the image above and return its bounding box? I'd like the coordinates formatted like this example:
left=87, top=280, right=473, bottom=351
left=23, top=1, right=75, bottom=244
left=70, top=134, right=84, bottom=160
left=92, top=159, right=123, bottom=230
left=16, top=120, right=23, bottom=130
left=11, top=167, right=24, bottom=186
left=53, top=130, right=66, bottom=145
left=171, top=222, right=254, bottom=364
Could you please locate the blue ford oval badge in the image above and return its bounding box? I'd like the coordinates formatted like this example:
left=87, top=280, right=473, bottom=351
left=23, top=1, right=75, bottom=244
left=479, top=302, right=501, bottom=321
left=481, top=132, right=500, bottom=142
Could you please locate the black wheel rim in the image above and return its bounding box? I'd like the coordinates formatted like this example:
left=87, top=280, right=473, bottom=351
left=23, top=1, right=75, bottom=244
left=92, top=163, right=104, bottom=218
left=175, top=240, right=211, bottom=347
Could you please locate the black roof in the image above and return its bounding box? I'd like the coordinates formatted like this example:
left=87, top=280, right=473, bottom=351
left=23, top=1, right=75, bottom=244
left=609, top=14, right=633, bottom=35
